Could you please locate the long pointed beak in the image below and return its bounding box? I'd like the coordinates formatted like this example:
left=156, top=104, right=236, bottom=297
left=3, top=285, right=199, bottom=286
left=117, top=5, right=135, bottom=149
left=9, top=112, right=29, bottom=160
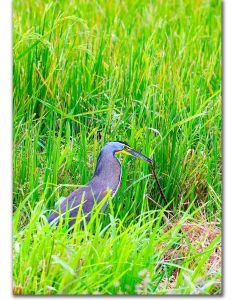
left=127, top=148, right=153, bottom=164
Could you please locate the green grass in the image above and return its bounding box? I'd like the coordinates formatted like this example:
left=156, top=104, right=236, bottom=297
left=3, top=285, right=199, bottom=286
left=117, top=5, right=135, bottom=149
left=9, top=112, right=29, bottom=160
left=13, top=0, right=222, bottom=295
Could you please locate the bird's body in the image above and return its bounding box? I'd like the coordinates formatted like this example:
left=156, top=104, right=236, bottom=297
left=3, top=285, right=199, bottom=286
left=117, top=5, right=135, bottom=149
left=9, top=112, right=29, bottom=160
left=48, top=141, right=152, bottom=227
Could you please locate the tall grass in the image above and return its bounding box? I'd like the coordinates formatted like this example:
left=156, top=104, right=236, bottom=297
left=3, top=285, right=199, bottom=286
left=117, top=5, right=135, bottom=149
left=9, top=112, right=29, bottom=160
left=13, top=0, right=221, bottom=295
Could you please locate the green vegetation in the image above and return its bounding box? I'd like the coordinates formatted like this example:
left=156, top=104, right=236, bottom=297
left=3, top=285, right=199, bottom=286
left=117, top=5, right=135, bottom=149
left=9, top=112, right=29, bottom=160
left=13, top=0, right=222, bottom=295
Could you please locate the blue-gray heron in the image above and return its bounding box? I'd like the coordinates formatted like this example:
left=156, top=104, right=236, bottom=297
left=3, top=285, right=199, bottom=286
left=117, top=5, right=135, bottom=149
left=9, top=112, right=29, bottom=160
left=48, top=141, right=165, bottom=228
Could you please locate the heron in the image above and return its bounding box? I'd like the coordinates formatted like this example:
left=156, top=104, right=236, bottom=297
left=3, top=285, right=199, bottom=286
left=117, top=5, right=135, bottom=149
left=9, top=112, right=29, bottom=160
left=48, top=141, right=157, bottom=228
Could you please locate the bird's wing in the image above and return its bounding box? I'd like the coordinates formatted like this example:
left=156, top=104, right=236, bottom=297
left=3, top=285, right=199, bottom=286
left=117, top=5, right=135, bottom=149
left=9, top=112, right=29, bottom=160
left=47, top=185, right=110, bottom=226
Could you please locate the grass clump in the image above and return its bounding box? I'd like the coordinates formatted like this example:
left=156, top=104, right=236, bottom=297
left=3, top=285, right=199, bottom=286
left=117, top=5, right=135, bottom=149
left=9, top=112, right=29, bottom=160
left=13, top=0, right=221, bottom=295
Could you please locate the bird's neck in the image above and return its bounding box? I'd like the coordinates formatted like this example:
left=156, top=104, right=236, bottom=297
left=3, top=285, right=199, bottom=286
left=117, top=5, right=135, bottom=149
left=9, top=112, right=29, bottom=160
left=91, top=150, right=122, bottom=192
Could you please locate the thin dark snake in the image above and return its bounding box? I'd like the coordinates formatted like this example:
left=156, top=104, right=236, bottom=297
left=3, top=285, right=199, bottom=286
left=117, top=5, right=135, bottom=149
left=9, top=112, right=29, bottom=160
left=149, top=161, right=168, bottom=205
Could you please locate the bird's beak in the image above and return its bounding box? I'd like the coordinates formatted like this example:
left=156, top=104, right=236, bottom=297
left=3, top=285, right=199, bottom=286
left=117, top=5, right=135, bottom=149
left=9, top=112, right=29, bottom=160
left=127, top=148, right=153, bottom=164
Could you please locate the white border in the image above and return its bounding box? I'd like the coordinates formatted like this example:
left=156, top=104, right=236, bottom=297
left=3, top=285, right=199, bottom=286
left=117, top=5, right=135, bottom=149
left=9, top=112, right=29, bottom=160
left=0, top=0, right=12, bottom=298
left=1, top=0, right=240, bottom=299
left=224, top=0, right=240, bottom=298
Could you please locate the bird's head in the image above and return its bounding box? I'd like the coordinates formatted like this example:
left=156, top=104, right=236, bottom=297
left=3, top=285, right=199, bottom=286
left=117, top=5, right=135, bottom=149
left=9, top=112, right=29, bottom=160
left=106, top=141, right=152, bottom=164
